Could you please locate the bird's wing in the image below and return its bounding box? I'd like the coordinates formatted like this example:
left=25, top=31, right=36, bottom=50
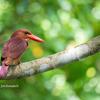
left=1, top=37, right=28, bottom=59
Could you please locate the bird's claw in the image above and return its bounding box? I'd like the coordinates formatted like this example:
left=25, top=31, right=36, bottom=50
left=18, top=61, right=21, bottom=67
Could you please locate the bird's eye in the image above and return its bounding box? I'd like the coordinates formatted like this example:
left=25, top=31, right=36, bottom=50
left=25, top=32, right=28, bottom=34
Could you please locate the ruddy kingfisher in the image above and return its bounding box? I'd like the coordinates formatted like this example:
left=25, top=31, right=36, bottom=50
left=0, top=29, right=45, bottom=77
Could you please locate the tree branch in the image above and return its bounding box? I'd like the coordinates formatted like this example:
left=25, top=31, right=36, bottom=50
left=0, top=36, right=100, bottom=80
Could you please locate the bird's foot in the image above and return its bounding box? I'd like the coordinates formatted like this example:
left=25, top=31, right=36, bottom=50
left=18, top=61, right=21, bottom=67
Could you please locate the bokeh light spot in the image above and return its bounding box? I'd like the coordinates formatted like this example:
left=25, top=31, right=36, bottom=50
left=52, top=88, right=61, bottom=96
left=74, top=28, right=90, bottom=44
left=59, top=0, right=72, bottom=11
left=32, top=46, right=43, bottom=58
left=83, top=83, right=92, bottom=92
left=49, top=29, right=58, bottom=37
left=51, top=74, right=66, bottom=89
left=45, top=80, right=54, bottom=90
left=95, top=82, right=100, bottom=94
left=53, top=22, right=61, bottom=32
left=57, top=9, right=70, bottom=23
left=75, top=79, right=83, bottom=89
left=41, top=19, right=51, bottom=31
left=32, top=14, right=42, bottom=24
left=92, top=7, right=100, bottom=20
left=86, top=67, right=96, bottom=78
left=28, top=2, right=41, bottom=13
left=89, top=77, right=98, bottom=87
left=69, top=18, right=81, bottom=29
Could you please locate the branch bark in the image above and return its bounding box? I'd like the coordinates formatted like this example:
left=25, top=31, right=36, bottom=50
left=0, top=36, right=100, bottom=80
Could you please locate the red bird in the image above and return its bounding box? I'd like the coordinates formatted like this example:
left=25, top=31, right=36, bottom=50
left=0, top=29, right=45, bottom=77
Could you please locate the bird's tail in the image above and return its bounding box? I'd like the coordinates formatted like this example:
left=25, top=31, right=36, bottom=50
left=0, top=61, right=9, bottom=77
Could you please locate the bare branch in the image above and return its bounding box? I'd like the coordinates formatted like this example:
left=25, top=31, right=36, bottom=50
left=0, top=36, right=100, bottom=80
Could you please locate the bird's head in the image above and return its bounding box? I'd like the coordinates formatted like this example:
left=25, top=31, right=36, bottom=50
left=11, top=29, right=45, bottom=43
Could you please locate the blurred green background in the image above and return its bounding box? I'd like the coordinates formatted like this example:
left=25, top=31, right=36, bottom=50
left=0, top=0, right=100, bottom=100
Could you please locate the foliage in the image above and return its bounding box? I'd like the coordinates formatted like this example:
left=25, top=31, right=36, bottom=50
left=0, top=0, right=100, bottom=100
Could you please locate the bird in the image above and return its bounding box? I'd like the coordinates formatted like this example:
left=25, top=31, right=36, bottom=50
left=0, top=29, right=45, bottom=77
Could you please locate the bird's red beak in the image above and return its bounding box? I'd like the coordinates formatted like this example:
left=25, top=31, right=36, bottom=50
left=28, top=34, right=45, bottom=43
